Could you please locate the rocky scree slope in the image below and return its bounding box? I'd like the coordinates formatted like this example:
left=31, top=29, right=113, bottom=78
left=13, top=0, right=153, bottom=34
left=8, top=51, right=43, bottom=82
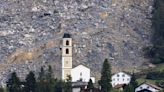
left=0, top=0, right=153, bottom=83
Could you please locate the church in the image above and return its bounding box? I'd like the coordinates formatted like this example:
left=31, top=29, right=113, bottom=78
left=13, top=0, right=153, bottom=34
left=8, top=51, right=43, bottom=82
left=61, top=33, right=95, bottom=83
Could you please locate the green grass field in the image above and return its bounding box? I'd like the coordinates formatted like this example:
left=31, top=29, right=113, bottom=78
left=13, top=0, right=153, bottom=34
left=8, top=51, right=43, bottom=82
left=136, top=63, right=164, bottom=85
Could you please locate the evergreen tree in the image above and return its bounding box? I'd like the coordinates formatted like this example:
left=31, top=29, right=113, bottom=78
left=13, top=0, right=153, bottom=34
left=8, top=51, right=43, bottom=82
left=99, top=59, right=112, bottom=92
left=55, top=80, right=64, bottom=92
left=6, top=72, right=21, bottom=92
left=123, top=85, right=134, bottom=92
left=38, top=67, right=45, bottom=81
left=144, top=0, right=164, bottom=64
left=87, top=79, right=94, bottom=90
left=130, top=73, right=138, bottom=90
left=36, top=67, right=47, bottom=92
left=24, top=71, right=36, bottom=92
left=0, top=87, right=4, bottom=92
left=46, top=65, right=54, bottom=92
left=64, top=75, right=72, bottom=92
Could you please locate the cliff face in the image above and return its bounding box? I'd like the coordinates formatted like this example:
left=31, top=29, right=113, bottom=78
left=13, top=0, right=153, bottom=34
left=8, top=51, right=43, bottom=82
left=0, top=0, right=154, bottom=83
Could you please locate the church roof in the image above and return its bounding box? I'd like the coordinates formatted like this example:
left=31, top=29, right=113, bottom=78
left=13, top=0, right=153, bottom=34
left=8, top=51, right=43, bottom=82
left=72, top=64, right=90, bottom=69
left=63, top=33, right=71, bottom=38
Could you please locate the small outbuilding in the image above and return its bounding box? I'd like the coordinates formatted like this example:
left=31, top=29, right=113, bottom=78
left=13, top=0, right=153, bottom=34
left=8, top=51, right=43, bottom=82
left=135, top=82, right=162, bottom=92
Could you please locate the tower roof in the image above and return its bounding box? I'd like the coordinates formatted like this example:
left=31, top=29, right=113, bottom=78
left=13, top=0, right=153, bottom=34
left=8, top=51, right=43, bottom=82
left=63, top=33, right=71, bottom=38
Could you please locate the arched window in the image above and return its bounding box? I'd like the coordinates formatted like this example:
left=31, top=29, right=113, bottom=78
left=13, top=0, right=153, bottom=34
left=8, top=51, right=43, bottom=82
left=66, top=40, right=69, bottom=45
left=66, top=48, right=69, bottom=54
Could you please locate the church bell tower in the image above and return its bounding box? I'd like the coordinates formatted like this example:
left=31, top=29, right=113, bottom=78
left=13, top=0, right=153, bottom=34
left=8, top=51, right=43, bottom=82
left=62, top=33, right=72, bottom=80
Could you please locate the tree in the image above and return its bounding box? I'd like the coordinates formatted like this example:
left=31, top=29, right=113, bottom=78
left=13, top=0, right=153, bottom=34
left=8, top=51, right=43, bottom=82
left=38, top=67, right=45, bottom=81
left=99, top=59, right=112, bottom=92
left=36, top=67, right=46, bottom=92
left=159, top=90, right=164, bottom=92
left=55, top=80, right=64, bottom=92
left=24, top=71, right=36, bottom=92
left=46, top=65, right=54, bottom=92
left=144, top=0, right=164, bottom=64
left=87, top=79, right=94, bottom=90
left=123, top=85, right=134, bottom=92
left=0, top=87, right=4, bottom=92
left=6, top=72, right=21, bottom=92
left=130, top=73, right=138, bottom=90
left=64, top=75, right=72, bottom=92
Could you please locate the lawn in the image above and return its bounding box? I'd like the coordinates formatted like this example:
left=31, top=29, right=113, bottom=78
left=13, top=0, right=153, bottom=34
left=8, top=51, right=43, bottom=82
left=136, top=63, right=164, bottom=85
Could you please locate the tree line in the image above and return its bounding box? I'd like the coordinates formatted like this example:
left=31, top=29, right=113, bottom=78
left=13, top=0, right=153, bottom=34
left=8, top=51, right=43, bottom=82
left=0, top=59, right=138, bottom=92
left=143, top=0, right=164, bottom=64
left=2, top=65, right=72, bottom=92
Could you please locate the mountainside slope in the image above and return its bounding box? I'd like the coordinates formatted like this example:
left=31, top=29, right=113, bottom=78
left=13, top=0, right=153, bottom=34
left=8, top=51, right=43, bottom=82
left=0, top=0, right=154, bottom=83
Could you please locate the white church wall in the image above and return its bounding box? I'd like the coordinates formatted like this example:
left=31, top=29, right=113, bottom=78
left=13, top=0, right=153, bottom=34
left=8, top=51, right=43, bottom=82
left=71, top=65, right=90, bottom=82
left=90, top=77, right=95, bottom=83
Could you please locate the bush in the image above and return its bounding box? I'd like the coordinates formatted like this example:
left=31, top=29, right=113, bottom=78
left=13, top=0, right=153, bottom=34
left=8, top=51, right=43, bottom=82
left=146, top=70, right=164, bottom=80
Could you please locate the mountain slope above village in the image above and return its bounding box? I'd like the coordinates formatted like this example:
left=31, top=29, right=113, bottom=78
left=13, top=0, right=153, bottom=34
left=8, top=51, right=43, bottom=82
left=0, top=0, right=154, bottom=82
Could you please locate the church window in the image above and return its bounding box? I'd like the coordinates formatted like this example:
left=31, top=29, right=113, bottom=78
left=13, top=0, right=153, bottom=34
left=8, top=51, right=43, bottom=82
left=66, top=40, right=69, bottom=45
left=80, top=72, right=82, bottom=76
left=66, top=48, right=69, bottom=54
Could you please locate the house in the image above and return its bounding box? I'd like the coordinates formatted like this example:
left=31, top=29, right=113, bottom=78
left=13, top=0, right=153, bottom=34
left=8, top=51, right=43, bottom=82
left=135, top=82, right=162, bottom=92
left=111, top=72, right=131, bottom=87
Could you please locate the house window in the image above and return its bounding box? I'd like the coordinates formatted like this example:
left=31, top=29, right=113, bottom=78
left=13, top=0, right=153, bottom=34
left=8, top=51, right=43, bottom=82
left=66, top=48, right=69, bottom=54
left=113, top=78, right=115, bottom=81
left=147, top=86, right=149, bottom=89
left=66, top=61, right=68, bottom=64
left=123, top=78, right=124, bottom=81
left=80, top=72, right=82, bottom=76
left=117, top=74, right=119, bottom=77
left=127, top=78, right=129, bottom=81
left=122, top=74, right=125, bottom=77
left=140, top=87, right=142, bottom=89
left=117, top=79, right=119, bottom=81
left=66, top=40, right=69, bottom=45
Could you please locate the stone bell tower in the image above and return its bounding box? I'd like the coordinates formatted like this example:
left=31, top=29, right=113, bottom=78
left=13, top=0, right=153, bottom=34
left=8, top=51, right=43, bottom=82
left=62, top=33, right=72, bottom=80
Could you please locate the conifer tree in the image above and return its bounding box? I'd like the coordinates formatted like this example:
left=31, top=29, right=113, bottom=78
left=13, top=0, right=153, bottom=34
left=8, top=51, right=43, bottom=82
left=46, top=65, right=54, bottom=92
left=64, top=75, right=72, bottom=92
left=6, top=72, right=21, bottom=92
left=130, top=73, right=138, bottom=90
left=0, top=87, right=4, bottom=92
left=37, top=67, right=46, bottom=92
left=99, top=59, right=112, bottom=92
left=123, top=84, right=134, bottom=92
left=24, top=71, right=36, bottom=92
left=87, top=79, right=94, bottom=90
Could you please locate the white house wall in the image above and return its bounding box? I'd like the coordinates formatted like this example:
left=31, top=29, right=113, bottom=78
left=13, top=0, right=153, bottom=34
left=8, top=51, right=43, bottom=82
left=135, top=84, right=159, bottom=92
left=111, top=72, right=131, bottom=87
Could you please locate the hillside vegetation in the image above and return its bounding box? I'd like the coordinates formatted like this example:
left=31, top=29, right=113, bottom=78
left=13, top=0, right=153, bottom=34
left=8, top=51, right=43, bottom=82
left=144, top=0, right=164, bottom=64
